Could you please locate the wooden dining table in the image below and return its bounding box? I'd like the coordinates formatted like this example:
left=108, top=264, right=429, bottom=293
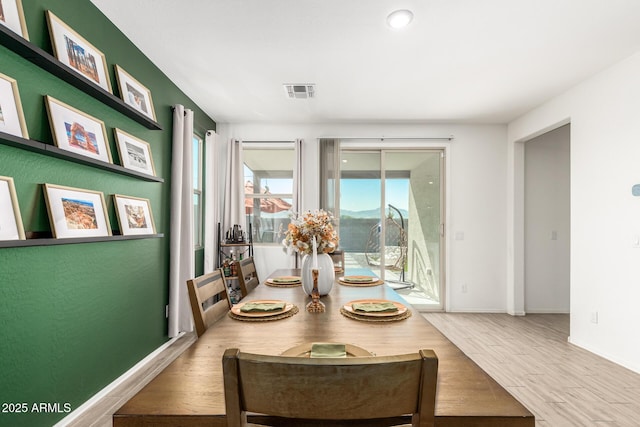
left=113, top=269, right=535, bottom=426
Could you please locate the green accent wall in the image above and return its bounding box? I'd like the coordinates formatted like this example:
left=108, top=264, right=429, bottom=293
left=0, top=1, right=216, bottom=425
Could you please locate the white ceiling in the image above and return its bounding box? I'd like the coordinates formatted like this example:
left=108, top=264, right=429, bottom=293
left=91, top=0, right=640, bottom=125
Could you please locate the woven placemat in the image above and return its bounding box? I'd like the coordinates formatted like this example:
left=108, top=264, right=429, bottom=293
left=338, top=279, right=384, bottom=287
left=339, top=306, right=412, bottom=322
left=228, top=305, right=299, bottom=322
left=265, top=281, right=302, bottom=288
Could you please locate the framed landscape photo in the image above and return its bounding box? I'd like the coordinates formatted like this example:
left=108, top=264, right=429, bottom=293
left=46, top=10, right=111, bottom=92
left=0, top=0, right=29, bottom=40
left=113, top=194, right=156, bottom=236
left=114, top=65, right=156, bottom=121
left=44, top=95, right=112, bottom=163
left=43, top=183, right=111, bottom=238
left=114, top=128, right=156, bottom=176
left=0, top=175, right=25, bottom=240
left=0, top=72, right=29, bottom=139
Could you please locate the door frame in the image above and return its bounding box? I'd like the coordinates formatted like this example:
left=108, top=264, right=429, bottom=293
left=338, top=145, right=448, bottom=311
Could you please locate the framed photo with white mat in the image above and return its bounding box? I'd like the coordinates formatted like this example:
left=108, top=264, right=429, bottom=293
left=0, top=0, right=29, bottom=39
left=113, top=194, right=156, bottom=236
left=44, top=95, right=111, bottom=163
left=0, top=72, right=29, bottom=138
left=114, top=128, right=156, bottom=177
left=43, top=183, right=111, bottom=238
left=0, top=175, right=25, bottom=240
left=46, top=10, right=111, bottom=92
left=114, top=65, right=156, bottom=121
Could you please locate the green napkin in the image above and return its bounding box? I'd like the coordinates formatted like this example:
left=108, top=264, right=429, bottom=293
left=240, top=302, right=286, bottom=313
left=273, top=276, right=300, bottom=283
left=343, top=275, right=375, bottom=283
left=310, top=343, right=347, bottom=358
left=352, top=302, right=398, bottom=313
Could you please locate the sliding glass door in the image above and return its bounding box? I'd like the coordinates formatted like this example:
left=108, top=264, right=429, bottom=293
left=339, top=149, right=444, bottom=310
left=339, top=152, right=383, bottom=277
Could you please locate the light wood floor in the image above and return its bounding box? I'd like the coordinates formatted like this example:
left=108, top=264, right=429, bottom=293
left=63, top=332, right=197, bottom=427
left=424, top=313, right=640, bottom=427
left=64, top=313, right=640, bottom=427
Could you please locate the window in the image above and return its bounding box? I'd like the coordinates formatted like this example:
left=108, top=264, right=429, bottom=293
left=193, top=134, right=203, bottom=248
left=243, top=144, right=295, bottom=244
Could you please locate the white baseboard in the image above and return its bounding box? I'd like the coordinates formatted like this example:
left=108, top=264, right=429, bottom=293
left=568, top=336, right=640, bottom=375
left=524, top=309, right=570, bottom=314
left=433, top=309, right=568, bottom=316
left=446, top=308, right=507, bottom=313
left=53, top=332, right=185, bottom=426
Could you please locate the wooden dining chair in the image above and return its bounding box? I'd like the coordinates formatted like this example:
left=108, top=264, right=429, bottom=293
left=186, top=268, right=231, bottom=337
left=330, top=249, right=345, bottom=272
left=237, top=257, right=259, bottom=298
left=222, top=348, right=438, bottom=427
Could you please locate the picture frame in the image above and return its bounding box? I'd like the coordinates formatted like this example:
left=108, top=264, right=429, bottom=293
left=46, top=10, right=112, bottom=92
left=44, top=95, right=112, bottom=163
left=0, top=0, right=29, bottom=40
left=114, top=65, right=156, bottom=121
left=0, top=175, right=25, bottom=240
left=0, top=72, right=29, bottom=139
left=114, top=128, right=156, bottom=176
left=43, top=183, right=111, bottom=239
left=113, top=194, right=156, bottom=236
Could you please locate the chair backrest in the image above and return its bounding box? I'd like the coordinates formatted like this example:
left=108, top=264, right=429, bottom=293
left=186, top=268, right=231, bottom=337
left=237, top=257, right=259, bottom=298
left=222, top=348, right=438, bottom=427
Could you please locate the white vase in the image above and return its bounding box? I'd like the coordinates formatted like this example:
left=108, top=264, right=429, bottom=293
left=301, top=253, right=335, bottom=296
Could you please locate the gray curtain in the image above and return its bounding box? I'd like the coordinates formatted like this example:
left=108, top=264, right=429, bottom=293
left=292, top=139, right=303, bottom=213
left=319, top=138, right=340, bottom=215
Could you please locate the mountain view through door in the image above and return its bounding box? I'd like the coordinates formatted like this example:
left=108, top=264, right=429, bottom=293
left=339, top=150, right=444, bottom=310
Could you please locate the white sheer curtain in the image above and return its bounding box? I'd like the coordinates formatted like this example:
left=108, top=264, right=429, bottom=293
left=288, top=139, right=303, bottom=268
left=223, top=139, right=245, bottom=232
left=204, top=130, right=220, bottom=273
left=168, top=105, right=194, bottom=337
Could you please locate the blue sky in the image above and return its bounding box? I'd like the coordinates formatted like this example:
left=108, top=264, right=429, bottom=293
left=340, top=179, right=409, bottom=212
left=240, top=158, right=410, bottom=213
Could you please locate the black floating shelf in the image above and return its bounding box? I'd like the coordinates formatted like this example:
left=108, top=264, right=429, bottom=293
left=0, top=233, right=164, bottom=248
left=0, top=131, right=164, bottom=182
left=0, top=25, right=162, bottom=131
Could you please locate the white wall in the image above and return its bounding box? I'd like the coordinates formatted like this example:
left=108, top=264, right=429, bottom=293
left=218, top=122, right=508, bottom=313
left=509, top=51, right=640, bottom=373
left=524, top=125, right=570, bottom=313
left=214, top=51, right=640, bottom=373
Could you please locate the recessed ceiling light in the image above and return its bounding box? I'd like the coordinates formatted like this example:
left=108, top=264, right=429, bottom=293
left=387, top=9, right=413, bottom=29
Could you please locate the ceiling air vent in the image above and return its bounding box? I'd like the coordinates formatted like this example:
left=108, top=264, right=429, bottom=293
left=284, top=84, right=315, bottom=99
